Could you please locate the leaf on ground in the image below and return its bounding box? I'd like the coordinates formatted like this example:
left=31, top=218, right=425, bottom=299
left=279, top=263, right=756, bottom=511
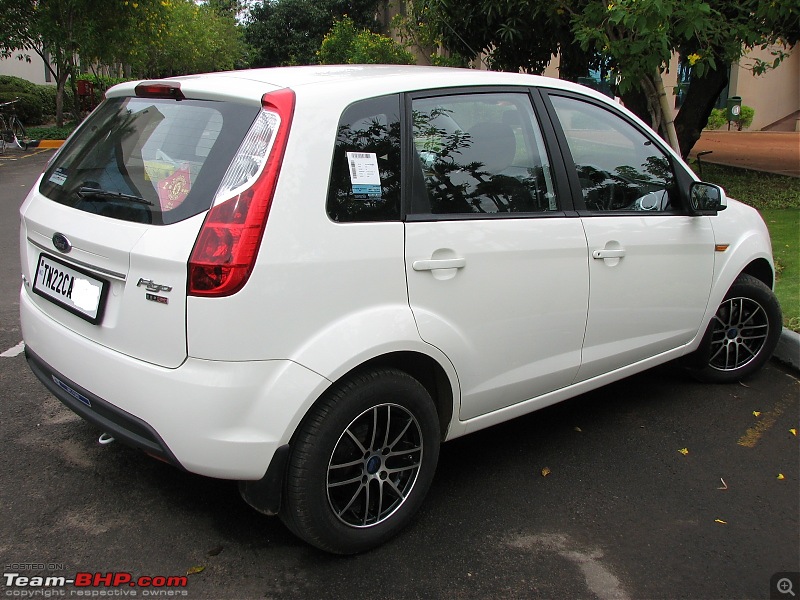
left=717, top=478, right=728, bottom=490
left=679, top=448, right=689, bottom=455
left=541, top=467, right=551, bottom=477
left=574, top=426, right=583, bottom=433
left=777, top=473, right=785, bottom=480
left=752, top=411, right=761, bottom=417
left=715, top=519, right=727, bottom=524
left=739, top=382, right=750, bottom=388
left=790, top=428, right=797, bottom=436
left=186, top=566, right=205, bottom=576
left=207, top=545, right=224, bottom=557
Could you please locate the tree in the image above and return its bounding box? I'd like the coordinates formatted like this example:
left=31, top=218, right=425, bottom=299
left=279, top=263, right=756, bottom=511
left=243, top=0, right=383, bottom=67
left=414, top=0, right=799, bottom=156
left=318, top=17, right=415, bottom=64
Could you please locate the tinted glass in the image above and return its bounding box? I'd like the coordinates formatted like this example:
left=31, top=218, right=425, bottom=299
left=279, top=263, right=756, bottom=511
left=410, top=93, right=556, bottom=215
left=326, top=95, right=402, bottom=222
left=40, top=97, right=260, bottom=225
left=550, top=95, right=677, bottom=212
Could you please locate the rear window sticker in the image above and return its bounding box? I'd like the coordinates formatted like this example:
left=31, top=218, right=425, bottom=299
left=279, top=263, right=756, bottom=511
left=346, top=151, right=382, bottom=199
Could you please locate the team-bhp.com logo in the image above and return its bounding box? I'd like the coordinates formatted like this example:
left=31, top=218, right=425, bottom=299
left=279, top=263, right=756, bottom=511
left=3, top=571, right=189, bottom=597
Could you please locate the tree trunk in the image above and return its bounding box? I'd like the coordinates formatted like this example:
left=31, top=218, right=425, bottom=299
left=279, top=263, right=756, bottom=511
left=654, top=69, right=680, bottom=153
left=674, top=66, right=729, bottom=159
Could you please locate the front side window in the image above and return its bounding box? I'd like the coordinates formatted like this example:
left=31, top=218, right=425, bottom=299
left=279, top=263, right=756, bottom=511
left=411, top=92, right=557, bottom=215
left=40, top=97, right=260, bottom=225
left=326, top=95, right=402, bottom=222
left=550, top=95, right=677, bottom=212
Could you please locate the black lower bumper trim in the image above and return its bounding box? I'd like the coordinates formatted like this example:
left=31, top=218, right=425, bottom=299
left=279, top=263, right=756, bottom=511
left=25, top=348, right=183, bottom=469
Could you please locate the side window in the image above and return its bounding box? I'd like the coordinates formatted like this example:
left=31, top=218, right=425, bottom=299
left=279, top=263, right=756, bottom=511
left=410, top=93, right=557, bottom=215
left=550, top=95, right=677, bottom=212
left=326, top=95, right=402, bottom=222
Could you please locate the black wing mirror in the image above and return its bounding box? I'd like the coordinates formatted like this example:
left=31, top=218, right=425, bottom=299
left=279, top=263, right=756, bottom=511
left=689, top=182, right=727, bottom=216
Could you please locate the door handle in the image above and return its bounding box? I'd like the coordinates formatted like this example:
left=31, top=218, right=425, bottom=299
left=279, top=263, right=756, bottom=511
left=412, top=258, right=466, bottom=271
left=592, top=249, right=626, bottom=260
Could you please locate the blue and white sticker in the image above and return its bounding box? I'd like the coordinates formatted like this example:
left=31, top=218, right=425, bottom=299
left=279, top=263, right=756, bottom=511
left=346, top=152, right=382, bottom=199
left=48, top=167, right=68, bottom=186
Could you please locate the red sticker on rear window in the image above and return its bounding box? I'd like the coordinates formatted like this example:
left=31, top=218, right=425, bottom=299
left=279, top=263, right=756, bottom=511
left=157, top=165, right=191, bottom=211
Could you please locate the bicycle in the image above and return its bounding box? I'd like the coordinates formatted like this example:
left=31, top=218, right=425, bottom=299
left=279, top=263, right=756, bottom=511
left=0, top=98, right=27, bottom=153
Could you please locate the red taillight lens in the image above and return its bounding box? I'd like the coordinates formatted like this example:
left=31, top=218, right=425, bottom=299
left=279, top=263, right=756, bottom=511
left=134, top=82, right=185, bottom=100
left=188, top=88, right=296, bottom=297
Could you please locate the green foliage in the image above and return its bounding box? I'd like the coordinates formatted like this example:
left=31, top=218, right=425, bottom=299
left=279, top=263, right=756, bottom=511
left=25, top=123, right=78, bottom=140
left=692, top=162, right=800, bottom=210
left=244, top=0, right=382, bottom=67
left=704, top=105, right=755, bottom=130
left=0, top=92, right=41, bottom=125
left=319, top=18, right=416, bottom=65
left=0, top=75, right=75, bottom=125
left=760, top=208, right=800, bottom=332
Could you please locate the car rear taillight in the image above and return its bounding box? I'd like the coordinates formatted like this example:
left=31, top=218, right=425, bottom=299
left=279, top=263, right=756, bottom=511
left=188, top=88, right=295, bottom=297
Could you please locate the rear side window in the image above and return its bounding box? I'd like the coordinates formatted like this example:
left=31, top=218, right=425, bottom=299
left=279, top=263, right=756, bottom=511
left=40, top=97, right=260, bottom=225
left=326, top=95, right=402, bottom=222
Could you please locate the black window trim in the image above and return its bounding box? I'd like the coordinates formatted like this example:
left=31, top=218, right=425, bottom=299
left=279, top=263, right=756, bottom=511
left=401, top=86, right=576, bottom=223
left=540, top=89, right=695, bottom=217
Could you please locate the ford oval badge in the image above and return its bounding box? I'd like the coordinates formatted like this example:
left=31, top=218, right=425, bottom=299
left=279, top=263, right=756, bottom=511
left=52, top=232, right=72, bottom=254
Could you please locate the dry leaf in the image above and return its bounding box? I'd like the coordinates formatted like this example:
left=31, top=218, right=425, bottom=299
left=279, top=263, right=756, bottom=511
left=574, top=426, right=583, bottom=433
left=186, top=566, right=205, bottom=576
left=790, top=429, right=797, bottom=436
left=207, top=545, right=223, bottom=557
left=752, top=411, right=761, bottom=417
left=717, top=478, right=728, bottom=490
left=541, top=467, right=551, bottom=477
left=678, top=448, right=689, bottom=456
left=714, top=519, right=727, bottom=524
left=777, top=473, right=785, bottom=480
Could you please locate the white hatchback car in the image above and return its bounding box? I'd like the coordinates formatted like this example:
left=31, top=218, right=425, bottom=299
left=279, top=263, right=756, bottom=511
left=20, top=66, right=781, bottom=554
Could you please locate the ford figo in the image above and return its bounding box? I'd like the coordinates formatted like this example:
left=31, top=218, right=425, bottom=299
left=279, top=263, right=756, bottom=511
left=19, top=66, right=782, bottom=553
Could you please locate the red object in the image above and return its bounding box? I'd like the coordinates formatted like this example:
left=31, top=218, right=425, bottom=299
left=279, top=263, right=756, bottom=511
left=187, top=89, right=296, bottom=297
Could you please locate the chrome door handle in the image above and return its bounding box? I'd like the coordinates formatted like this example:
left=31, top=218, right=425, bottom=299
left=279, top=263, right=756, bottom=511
left=592, top=249, right=626, bottom=259
left=412, top=258, right=466, bottom=271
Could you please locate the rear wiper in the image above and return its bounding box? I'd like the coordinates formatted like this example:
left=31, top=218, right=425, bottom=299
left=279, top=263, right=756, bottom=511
left=77, top=187, right=153, bottom=206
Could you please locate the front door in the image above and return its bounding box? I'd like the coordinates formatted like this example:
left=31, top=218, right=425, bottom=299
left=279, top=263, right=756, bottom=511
left=404, top=90, right=589, bottom=421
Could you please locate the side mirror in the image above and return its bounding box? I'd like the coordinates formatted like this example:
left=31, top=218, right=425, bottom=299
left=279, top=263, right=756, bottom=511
left=689, top=182, right=727, bottom=215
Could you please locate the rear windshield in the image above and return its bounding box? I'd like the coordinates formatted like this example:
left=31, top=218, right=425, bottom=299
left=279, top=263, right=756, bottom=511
left=40, top=97, right=260, bottom=225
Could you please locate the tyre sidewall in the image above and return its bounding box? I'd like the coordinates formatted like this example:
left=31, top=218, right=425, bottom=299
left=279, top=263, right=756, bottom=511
left=283, top=369, right=440, bottom=554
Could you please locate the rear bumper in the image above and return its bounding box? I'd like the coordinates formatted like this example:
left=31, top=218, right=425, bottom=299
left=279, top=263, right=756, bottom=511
left=21, top=288, right=330, bottom=479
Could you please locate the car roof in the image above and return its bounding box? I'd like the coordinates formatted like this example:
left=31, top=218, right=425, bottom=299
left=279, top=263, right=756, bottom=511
left=108, top=65, right=610, bottom=108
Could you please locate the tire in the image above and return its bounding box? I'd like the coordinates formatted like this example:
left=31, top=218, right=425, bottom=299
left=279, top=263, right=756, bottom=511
left=280, top=368, right=440, bottom=554
left=690, top=274, right=782, bottom=383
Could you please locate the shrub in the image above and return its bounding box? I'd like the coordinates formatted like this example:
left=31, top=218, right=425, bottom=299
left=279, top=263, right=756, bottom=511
left=704, top=105, right=755, bottom=130
left=0, top=92, right=43, bottom=125
left=319, top=17, right=416, bottom=66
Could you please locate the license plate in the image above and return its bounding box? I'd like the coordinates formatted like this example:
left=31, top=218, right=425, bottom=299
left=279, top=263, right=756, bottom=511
left=33, top=253, right=109, bottom=324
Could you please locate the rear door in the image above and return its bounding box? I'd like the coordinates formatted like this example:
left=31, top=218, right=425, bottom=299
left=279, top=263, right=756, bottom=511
left=21, top=93, right=261, bottom=368
left=543, top=92, right=715, bottom=381
left=404, top=89, right=589, bottom=421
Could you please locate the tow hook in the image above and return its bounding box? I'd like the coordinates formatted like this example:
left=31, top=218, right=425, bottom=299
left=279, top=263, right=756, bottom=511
left=98, top=432, right=115, bottom=445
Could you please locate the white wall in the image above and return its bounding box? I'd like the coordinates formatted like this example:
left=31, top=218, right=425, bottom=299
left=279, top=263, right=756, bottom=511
left=0, top=51, right=54, bottom=85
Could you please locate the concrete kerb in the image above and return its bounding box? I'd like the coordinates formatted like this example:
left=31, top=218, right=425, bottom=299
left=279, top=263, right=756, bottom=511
left=25, top=139, right=64, bottom=149
left=775, top=328, right=800, bottom=373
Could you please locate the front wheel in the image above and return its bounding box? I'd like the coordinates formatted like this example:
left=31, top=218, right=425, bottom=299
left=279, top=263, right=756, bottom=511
left=280, top=368, right=440, bottom=554
left=689, top=274, right=782, bottom=383
left=11, top=118, right=26, bottom=149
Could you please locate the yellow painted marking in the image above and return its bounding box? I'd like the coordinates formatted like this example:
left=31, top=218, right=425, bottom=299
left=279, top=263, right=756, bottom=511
left=738, top=395, right=792, bottom=448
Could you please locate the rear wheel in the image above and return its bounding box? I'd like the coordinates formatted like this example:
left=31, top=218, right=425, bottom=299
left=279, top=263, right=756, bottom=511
left=280, top=368, right=440, bottom=554
left=690, top=274, right=782, bottom=383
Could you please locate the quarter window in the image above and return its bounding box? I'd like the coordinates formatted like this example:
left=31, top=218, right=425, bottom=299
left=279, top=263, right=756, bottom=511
left=410, top=93, right=557, bottom=215
left=550, top=95, right=677, bottom=212
left=326, top=95, right=402, bottom=222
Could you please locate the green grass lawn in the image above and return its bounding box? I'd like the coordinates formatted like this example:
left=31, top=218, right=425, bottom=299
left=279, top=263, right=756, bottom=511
left=693, top=162, right=800, bottom=331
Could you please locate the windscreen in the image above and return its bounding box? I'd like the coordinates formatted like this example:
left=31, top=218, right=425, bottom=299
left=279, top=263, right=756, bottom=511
left=40, top=97, right=260, bottom=225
